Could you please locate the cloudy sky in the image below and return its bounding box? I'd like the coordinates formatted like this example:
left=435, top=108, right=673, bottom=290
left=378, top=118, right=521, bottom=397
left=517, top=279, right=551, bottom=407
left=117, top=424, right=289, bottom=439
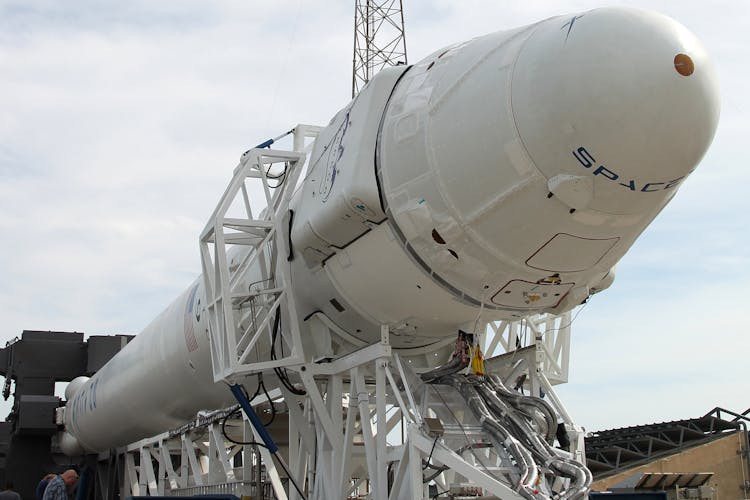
left=0, top=0, right=747, bottom=432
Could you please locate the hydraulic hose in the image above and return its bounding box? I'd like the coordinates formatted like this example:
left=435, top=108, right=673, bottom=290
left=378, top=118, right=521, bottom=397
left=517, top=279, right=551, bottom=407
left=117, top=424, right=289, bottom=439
left=432, top=373, right=592, bottom=500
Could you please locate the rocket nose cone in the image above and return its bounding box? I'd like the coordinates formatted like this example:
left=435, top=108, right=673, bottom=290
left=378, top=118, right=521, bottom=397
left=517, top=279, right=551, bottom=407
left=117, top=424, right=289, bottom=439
left=512, top=7, right=720, bottom=215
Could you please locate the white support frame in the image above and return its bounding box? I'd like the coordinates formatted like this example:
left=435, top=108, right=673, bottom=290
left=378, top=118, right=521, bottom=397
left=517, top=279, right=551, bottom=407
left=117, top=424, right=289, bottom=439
left=199, top=126, right=320, bottom=383
left=482, top=311, right=587, bottom=462
left=113, top=411, right=261, bottom=499
left=484, top=311, right=573, bottom=385
left=290, top=340, right=409, bottom=500
left=103, top=312, right=586, bottom=500
left=101, top=123, right=591, bottom=500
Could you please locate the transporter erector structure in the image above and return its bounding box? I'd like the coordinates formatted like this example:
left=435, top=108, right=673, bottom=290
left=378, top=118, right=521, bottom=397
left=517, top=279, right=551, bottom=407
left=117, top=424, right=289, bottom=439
left=57, top=7, right=718, bottom=500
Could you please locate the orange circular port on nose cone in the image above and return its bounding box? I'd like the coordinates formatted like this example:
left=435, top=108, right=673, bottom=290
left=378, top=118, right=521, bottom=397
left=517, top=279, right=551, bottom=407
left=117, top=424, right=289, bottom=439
left=674, top=53, right=694, bottom=76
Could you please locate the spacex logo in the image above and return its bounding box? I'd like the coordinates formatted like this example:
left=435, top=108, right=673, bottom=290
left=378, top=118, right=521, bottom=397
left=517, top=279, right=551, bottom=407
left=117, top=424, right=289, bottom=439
left=572, top=146, right=685, bottom=192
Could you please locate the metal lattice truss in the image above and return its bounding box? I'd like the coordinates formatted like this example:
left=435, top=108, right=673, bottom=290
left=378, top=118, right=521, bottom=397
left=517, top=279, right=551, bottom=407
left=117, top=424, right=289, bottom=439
left=352, top=0, right=407, bottom=97
left=98, top=405, right=282, bottom=500
left=99, top=326, right=588, bottom=500
left=284, top=331, right=554, bottom=500
left=483, top=313, right=573, bottom=386
left=199, top=126, right=320, bottom=383
left=480, top=312, right=586, bottom=465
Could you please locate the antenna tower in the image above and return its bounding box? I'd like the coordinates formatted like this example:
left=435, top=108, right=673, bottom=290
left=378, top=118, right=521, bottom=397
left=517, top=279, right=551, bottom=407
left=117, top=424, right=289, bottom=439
left=352, top=0, right=407, bottom=98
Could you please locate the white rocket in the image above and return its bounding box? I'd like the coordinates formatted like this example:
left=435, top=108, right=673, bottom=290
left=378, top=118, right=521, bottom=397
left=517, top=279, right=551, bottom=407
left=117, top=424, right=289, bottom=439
left=60, top=7, right=719, bottom=456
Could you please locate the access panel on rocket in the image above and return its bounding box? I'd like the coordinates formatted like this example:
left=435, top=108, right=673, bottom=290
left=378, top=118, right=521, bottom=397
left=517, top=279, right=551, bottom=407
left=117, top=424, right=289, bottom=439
left=60, top=6, right=719, bottom=456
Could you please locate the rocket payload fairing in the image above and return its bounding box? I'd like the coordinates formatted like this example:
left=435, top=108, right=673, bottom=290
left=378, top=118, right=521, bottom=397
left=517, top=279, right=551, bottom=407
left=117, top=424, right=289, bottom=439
left=60, top=7, right=719, bottom=455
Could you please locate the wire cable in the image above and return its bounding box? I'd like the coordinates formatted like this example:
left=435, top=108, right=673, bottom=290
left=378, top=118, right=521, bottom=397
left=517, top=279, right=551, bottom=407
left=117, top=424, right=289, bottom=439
left=543, top=302, right=589, bottom=334
left=422, top=435, right=440, bottom=472
left=259, top=374, right=277, bottom=426
left=270, top=308, right=306, bottom=396
left=220, top=408, right=270, bottom=448
left=220, top=382, right=273, bottom=447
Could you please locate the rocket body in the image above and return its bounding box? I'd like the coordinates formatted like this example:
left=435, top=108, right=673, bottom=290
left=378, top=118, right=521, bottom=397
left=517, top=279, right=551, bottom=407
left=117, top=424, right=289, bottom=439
left=290, top=6, right=718, bottom=345
left=61, top=7, right=720, bottom=455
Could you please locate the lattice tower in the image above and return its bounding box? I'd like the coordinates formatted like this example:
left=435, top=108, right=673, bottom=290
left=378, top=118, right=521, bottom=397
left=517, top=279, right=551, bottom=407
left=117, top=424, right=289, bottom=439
left=352, top=0, right=407, bottom=97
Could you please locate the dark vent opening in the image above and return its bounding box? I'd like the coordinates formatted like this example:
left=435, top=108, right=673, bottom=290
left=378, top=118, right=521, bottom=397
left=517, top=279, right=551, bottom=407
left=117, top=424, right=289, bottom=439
left=432, top=229, right=446, bottom=244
